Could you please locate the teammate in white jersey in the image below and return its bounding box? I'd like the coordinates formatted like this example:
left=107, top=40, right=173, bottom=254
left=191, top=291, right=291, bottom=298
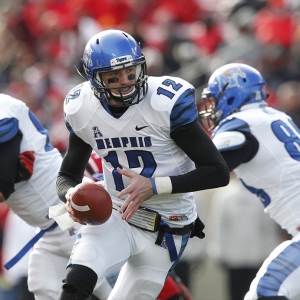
left=199, top=63, right=300, bottom=300
left=56, top=29, right=229, bottom=300
left=0, top=94, right=112, bottom=300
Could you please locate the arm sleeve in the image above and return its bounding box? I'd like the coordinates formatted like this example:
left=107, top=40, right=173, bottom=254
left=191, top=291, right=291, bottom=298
left=170, top=120, right=230, bottom=193
left=219, top=132, right=259, bottom=171
left=0, top=132, right=22, bottom=199
left=56, top=133, right=93, bottom=202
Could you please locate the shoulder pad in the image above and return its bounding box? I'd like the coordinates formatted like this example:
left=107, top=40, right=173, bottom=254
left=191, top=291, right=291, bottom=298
left=64, top=82, right=88, bottom=118
left=64, top=83, right=84, bottom=108
left=0, top=117, right=19, bottom=144
left=212, top=131, right=246, bottom=151
left=148, top=76, right=197, bottom=131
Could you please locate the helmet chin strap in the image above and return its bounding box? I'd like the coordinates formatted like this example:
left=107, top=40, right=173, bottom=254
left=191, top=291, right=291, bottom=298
left=217, top=82, right=229, bottom=100
left=74, top=65, right=87, bottom=80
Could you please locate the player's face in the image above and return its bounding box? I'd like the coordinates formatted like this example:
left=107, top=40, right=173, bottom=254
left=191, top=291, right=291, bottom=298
left=102, top=66, right=136, bottom=94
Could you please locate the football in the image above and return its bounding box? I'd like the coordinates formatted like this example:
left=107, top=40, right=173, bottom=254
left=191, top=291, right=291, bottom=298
left=70, top=182, right=112, bottom=225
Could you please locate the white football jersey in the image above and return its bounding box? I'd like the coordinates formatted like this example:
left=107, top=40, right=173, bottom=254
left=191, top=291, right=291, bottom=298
left=0, top=94, right=63, bottom=229
left=64, top=76, right=198, bottom=226
left=212, top=104, right=300, bottom=236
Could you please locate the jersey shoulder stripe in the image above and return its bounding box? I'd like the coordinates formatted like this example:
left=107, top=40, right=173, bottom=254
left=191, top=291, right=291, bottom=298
left=147, top=76, right=197, bottom=132
left=213, top=117, right=251, bottom=137
left=0, top=117, right=19, bottom=144
left=170, top=88, right=197, bottom=132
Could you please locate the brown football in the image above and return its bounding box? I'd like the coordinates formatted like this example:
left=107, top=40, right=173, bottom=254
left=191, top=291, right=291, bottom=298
left=70, top=182, right=112, bottom=225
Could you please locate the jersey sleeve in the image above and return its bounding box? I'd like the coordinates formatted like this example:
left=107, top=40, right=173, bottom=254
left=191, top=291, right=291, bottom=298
left=212, top=117, right=259, bottom=171
left=65, top=120, right=76, bottom=135
left=0, top=117, right=19, bottom=144
left=56, top=133, right=93, bottom=202
left=170, top=120, right=230, bottom=192
left=170, top=88, right=198, bottom=132
left=212, top=117, right=252, bottom=137
left=212, top=131, right=246, bottom=151
left=63, top=82, right=96, bottom=136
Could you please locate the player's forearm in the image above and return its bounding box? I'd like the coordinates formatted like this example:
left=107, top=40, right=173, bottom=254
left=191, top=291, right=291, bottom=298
left=170, top=120, right=230, bottom=193
left=56, top=134, right=93, bottom=202
left=56, top=173, right=82, bottom=203
left=217, top=132, right=259, bottom=171
left=170, top=162, right=229, bottom=193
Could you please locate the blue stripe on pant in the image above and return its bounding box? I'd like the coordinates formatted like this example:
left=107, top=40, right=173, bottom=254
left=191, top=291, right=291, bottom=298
left=257, top=240, right=300, bottom=298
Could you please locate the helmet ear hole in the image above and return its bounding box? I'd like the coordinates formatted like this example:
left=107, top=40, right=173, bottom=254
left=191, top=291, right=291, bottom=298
left=227, top=97, right=235, bottom=105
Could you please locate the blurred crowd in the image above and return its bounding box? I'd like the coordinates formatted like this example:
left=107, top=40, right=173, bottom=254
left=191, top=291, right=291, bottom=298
left=1, top=0, right=300, bottom=152
left=1, top=0, right=300, bottom=299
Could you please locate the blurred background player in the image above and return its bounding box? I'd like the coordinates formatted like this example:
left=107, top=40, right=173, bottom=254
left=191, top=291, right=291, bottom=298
left=208, top=172, right=283, bottom=300
left=0, top=138, right=192, bottom=300
left=199, top=63, right=300, bottom=300
left=0, top=209, right=36, bottom=300
left=0, top=93, right=112, bottom=300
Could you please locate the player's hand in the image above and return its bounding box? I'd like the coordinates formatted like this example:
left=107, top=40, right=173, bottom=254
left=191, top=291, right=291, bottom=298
left=15, top=151, right=35, bottom=183
left=117, top=167, right=153, bottom=221
left=65, top=187, right=87, bottom=225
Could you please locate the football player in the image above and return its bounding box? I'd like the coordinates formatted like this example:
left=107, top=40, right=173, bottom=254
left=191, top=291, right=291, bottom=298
left=0, top=94, right=111, bottom=300
left=56, top=29, right=229, bottom=300
left=199, top=63, right=300, bottom=300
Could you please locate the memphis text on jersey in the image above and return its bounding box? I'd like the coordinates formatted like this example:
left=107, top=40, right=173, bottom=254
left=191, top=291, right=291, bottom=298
left=93, top=126, right=152, bottom=149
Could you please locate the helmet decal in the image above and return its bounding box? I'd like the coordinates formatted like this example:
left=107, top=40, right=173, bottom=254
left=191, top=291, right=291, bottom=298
left=83, top=47, right=93, bottom=68
left=222, top=68, right=246, bottom=88
left=110, top=55, right=133, bottom=68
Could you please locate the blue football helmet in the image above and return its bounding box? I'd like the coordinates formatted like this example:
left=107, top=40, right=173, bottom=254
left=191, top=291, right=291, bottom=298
left=82, top=29, right=148, bottom=107
left=199, top=63, right=268, bottom=131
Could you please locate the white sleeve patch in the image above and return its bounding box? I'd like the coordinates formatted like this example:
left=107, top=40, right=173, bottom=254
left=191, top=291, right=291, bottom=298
left=212, top=131, right=246, bottom=151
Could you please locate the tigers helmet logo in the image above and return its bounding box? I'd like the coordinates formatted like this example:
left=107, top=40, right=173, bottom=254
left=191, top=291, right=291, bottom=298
left=220, top=68, right=246, bottom=88
left=83, top=47, right=93, bottom=67
left=110, top=55, right=133, bottom=69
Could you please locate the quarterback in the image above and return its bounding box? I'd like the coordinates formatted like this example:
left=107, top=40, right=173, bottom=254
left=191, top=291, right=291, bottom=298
left=56, top=29, right=229, bottom=300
